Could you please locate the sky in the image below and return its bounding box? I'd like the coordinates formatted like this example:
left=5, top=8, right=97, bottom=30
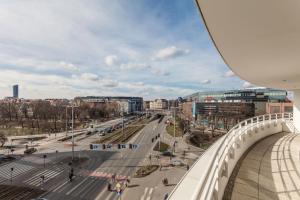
left=0, top=0, right=251, bottom=100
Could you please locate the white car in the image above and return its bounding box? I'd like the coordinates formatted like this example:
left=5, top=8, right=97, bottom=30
left=171, top=159, right=183, bottom=166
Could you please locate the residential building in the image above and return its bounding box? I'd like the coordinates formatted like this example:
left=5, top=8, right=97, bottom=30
left=149, top=99, right=168, bottom=110
left=75, top=96, right=143, bottom=114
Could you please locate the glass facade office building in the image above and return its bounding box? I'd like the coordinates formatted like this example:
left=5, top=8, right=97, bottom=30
left=185, top=88, right=287, bottom=103
left=13, top=84, right=18, bottom=98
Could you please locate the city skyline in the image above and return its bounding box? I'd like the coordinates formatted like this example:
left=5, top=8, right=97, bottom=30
left=0, top=0, right=251, bottom=99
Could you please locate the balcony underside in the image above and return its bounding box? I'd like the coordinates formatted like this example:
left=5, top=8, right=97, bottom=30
left=226, top=132, right=300, bottom=200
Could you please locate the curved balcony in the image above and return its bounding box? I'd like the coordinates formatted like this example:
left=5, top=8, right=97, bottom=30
left=168, top=113, right=296, bottom=200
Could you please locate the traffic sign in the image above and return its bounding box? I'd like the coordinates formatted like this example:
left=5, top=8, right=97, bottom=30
left=90, top=143, right=140, bottom=150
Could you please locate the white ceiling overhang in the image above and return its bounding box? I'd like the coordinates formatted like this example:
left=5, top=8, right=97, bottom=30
left=196, top=0, right=300, bottom=90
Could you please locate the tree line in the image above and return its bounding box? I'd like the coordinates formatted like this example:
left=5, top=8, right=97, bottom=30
left=0, top=100, right=120, bottom=135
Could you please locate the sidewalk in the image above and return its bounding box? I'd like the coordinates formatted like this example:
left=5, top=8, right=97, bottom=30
left=122, top=124, right=202, bottom=200
left=123, top=166, right=187, bottom=200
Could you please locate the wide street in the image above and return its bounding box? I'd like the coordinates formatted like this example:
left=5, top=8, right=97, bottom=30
left=0, top=116, right=167, bottom=200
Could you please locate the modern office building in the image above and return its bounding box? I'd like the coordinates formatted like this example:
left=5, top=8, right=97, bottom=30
left=185, top=88, right=288, bottom=103
left=13, top=84, right=18, bottom=98
left=169, top=1, right=300, bottom=200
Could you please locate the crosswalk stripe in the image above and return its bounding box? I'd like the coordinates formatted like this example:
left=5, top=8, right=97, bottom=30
left=52, top=180, right=69, bottom=192
left=0, top=163, right=33, bottom=179
left=141, top=187, right=149, bottom=200
left=66, top=177, right=89, bottom=195
left=24, top=169, right=63, bottom=186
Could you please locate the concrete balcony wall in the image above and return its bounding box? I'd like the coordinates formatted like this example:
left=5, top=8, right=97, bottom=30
left=168, top=114, right=293, bottom=200
left=293, top=90, right=300, bottom=132
left=217, top=121, right=283, bottom=200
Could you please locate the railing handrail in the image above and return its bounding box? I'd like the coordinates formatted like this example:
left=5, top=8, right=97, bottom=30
left=168, top=113, right=293, bottom=200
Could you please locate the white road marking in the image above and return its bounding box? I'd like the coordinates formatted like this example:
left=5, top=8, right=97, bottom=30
left=52, top=180, right=69, bottom=192
left=24, top=169, right=63, bottom=186
left=104, top=191, right=114, bottom=200
left=66, top=177, right=89, bottom=195
left=0, top=163, right=34, bottom=180
left=140, top=187, right=149, bottom=200
left=94, top=184, right=108, bottom=200
left=148, top=188, right=153, bottom=195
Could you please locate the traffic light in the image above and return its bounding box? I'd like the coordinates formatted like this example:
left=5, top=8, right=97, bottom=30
left=129, top=144, right=133, bottom=149
left=158, top=133, right=160, bottom=138
left=155, top=135, right=158, bottom=140
left=102, top=144, right=106, bottom=149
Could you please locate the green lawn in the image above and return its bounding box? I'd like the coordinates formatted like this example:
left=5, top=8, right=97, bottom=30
left=166, top=122, right=183, bottom=137
left=153, top=141, right=170, bottom=152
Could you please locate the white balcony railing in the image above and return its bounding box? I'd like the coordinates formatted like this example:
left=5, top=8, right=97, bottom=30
left=168, top=113, right=294, bottom=200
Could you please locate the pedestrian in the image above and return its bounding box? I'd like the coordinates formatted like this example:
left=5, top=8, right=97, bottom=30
left=187, top=164, right=190, bottom=171
left=112, top=173, right=116, bottom=182
left=107, top=183, right=111, bottom=191
left=164, top=193, right=169, bottom=200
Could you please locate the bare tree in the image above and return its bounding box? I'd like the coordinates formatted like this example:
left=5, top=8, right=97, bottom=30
left=0, top=131, right=7, bottom=147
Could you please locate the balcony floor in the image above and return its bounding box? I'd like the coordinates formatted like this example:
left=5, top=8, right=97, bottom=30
left=231, top=132, right=300, bottom=200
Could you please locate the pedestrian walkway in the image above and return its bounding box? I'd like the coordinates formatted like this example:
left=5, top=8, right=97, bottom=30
left=230, top=132, right=300, bottom=200
left=0, top=162, right=34, bottom=183
left=123, top=166, right=186, bottom=200
left=23, top=168, right=64, bottom=187
left=140, top=187, right=154, bottom=200
left=78, top=169, right=128, bottom=181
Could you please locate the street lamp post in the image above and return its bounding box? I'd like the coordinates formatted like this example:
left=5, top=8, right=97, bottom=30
left=10, top=167, right=13, bottom=183
left=66, top=104, right=78, bottom=161
left=173, top=107, right=176, bottom=153
left=43, top=155, right=47, bottom=168
left=71, top=105, right=74, bottom=161
left=65, top=107, right=68, bottom=136
left=173, top=108, right=176, bottom=138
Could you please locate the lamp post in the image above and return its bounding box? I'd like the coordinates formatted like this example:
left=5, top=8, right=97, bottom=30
left=65, top=107, right=68, bottom=136
left=71, top=105, right=74, bottom=160
left=66, top=104, right=79, bottom=161
left=10, top=167, right=13, bottom=183
left=43, top=155, right=47, bottom=168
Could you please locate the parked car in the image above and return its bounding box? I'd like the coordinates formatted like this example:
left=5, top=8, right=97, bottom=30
left=170, top=159, right=183, bottom=166
left=24, top=147, right=37, bottom=154
left=161, top=150, right=174, bottom=157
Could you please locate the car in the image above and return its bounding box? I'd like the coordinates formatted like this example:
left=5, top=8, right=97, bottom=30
left=24, top=147, right=37, bottom=154
left=161, top=150, right=174, bottom=157
left=171, top=159, right=183, bottom=166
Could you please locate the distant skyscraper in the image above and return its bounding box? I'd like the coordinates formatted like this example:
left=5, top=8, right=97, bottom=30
left=13, top=85, right=18, bottom=98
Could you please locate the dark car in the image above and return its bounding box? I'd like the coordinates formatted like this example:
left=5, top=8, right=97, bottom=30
left=161, top=151, right=174, bottom=157
left=24, top=147, right=37, bottom=154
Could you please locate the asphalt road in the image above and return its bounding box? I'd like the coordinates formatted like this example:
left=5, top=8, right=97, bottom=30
left=0, top=117, right=166, bottom=200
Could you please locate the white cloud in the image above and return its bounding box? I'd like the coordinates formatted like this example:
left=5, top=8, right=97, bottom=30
left=59, top=62, right=80, bottom=72
left=120, top=63, right=151, bottom=70
left=152, top=69, right=171, bottom=76
left=105, top=55, right=119, bottom=67
left=201, top=79, right=211, bottom=84
left=80, top=73, right=99, bottom=81
left=102, top=79, right=119, bottom=87
left=224, top=70, right=235, bottom=77
left=0, top=1, right=244, bottom=99
left=243, top=81, right=255, bottom=88
left=153, top=46, right=189, bottom=60
left=0, top=55, right=80, bottom=73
